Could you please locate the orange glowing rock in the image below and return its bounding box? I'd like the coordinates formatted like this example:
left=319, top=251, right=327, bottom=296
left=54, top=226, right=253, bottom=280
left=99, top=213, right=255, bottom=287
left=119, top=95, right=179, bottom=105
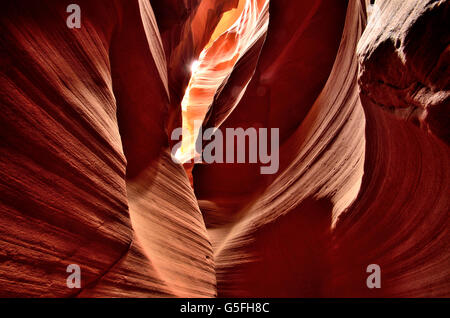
left=0, top=0, right=448, bottom=299
left=177, top=0, right=269, bottom=162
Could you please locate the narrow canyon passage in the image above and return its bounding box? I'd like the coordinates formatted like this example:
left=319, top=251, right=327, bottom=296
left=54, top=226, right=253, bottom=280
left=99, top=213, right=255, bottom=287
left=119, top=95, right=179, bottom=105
left=176, top=0, right=268, bottom=163
left=0, top=0, right=448, bottom=298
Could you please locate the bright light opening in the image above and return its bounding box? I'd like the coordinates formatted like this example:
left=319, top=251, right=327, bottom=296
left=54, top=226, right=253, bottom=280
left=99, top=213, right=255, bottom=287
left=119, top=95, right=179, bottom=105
left=176, top=0, right=269, bottom=163
left=190, top=60, right=201, bottom=74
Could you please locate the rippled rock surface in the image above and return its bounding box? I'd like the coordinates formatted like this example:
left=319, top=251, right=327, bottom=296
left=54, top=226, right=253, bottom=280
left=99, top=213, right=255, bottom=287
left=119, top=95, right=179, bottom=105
left=0, top=0, right=448, bottom=297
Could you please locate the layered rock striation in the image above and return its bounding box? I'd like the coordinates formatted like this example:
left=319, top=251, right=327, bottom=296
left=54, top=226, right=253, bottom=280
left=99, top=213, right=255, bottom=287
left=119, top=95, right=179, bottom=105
left=0, top=0, right=448, bottom=297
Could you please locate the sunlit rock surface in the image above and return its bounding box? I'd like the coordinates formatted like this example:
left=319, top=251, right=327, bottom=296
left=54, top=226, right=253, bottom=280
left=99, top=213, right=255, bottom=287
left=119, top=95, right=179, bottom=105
left=0, top=0, right=448, bottom=298
left=195, top=0, right=362, bottom=297
left=358, top=0, right=449, bottom=143
left=0, top=0, right=216, bottom=298
left=195, top=0, right=448, bottom=297
left=178, top=0, right=269, bottom=162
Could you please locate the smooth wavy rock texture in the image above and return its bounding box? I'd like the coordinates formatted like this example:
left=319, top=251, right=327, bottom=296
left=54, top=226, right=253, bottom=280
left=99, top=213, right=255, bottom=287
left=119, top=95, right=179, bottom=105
left=358, top=0, right=449, bottom=143
left=0, top=0, right=448, bottom=298
left=0, top=0, right=216, bottom=298
left=178, top=0, right=269, bottom=162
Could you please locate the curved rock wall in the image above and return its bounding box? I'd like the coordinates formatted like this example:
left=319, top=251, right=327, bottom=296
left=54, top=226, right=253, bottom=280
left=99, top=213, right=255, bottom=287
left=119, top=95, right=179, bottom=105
left=0, top=0, right=448, bottom=297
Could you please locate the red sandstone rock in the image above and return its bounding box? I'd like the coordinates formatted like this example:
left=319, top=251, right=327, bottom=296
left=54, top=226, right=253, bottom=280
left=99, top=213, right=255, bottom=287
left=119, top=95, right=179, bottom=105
left=0, top=0, right=448, bottom=298
left=193, top=0, right=449, bottom=297
left=358, top=0, right=449, bottom=143
left=0, top=0, right=216, bottom=297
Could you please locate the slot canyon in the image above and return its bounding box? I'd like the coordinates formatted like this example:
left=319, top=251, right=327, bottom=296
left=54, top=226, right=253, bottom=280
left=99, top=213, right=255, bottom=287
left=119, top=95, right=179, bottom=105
left=0, top=0, right=448, bottom=298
